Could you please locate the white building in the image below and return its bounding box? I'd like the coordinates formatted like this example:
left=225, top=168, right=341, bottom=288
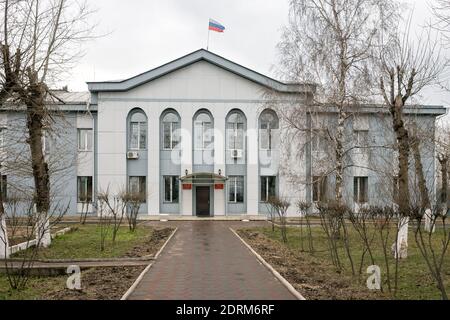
left=1, top=49, right=445, bottom=217
left=87, top=49, right=316, bottom=217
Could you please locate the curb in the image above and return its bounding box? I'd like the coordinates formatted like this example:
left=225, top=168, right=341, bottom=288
left=229, top=227, right=306, bottom=301
left=120, top=227, right=178, bottom=300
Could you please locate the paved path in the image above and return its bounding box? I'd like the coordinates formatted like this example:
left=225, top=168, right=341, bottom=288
left=128, top=221, right=297, bottom=300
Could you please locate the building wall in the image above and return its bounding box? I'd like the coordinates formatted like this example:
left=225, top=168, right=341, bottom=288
left=0, top=110, right=91, bottom=216
left=95, top=61, right=307, bottom=216
left=0, top=60, right=443, bottom=217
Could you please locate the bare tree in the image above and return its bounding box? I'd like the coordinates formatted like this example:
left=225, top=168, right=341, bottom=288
left=412, top=206, right=449, bottom=300
left=0, top=0, right=95, bottom=244
left=267, top=196, right=291, bottom=243
left=297, top=201, right=313, bottom=252
left=277, top=0, right=398, bottom=204
left=79, top=200, right=92, bottom=225
left=122, top=191, right=146, bottom=232
left=1, top=195, right=68, bottom=291
left=432, top=0, right=450, bottom=46
left=97, top=193, right=111, bottom=252
left=379, top=22, right=444, bottom=212
left=98, top=188, right=126, bottom=244
left=348, top=206, right=377, bottom=277
left=436, top=119, right=449, bottom=215
left=377, top=13, right=446, bottom=258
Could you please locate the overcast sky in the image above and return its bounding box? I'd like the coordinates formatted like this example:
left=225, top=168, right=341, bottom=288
left=66, top=0, right=450, bottom=115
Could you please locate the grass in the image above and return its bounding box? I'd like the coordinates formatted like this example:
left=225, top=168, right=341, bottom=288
left=0, top=224, right=168, bottom=300
left=11, top=224, right=154, bottom=260
left=257, top=224, right=449, bottom=300
left=0, top=275, right=66, bottom=300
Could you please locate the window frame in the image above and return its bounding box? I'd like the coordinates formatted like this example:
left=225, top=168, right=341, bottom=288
left=0, top=127, right=5, bottom=149
left=259, top=122, right=272, bottom=151
left=354, top=130, right=369, bottom=149
left=311, top=130, right=329, bottom=153
left=42, top=130, right=51, bottom=155
left=312, top=176, right=327, bottom=203
left=227, top=112, right=245, bottom=151
left=0, top=175, right=7, bottom=200
left=163, top=121, right=180, bottom=150
left=77, top=176, right=93, bottom=203
left=164, top=176, right=180, bottom=204
left=228, top=176, right=244, bottom=204
left=354, top=176, right=369, bottom=204
left=194, top=112, right=214, bottom=151
left=78, top=128, right=93, bottom=152
left=259, top=110, right=279, bottom=151
left=260, top=176, right=276, bottom=203
left=128, top=176, right=147, bottom=203
left=129, top=121, right=147, bottom=150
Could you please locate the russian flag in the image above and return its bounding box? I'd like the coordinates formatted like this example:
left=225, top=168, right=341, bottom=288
left=209, top=19, right=225, bottom=33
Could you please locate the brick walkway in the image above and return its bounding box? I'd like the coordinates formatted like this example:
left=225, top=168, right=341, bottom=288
left=128, top=221, right=297, bottom=300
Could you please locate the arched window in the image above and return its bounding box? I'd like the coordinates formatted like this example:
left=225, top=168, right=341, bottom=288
left=226, top=111, right=245, bottom=151
left=194, top=111, right=213, bottom=150
left=129, top=110, right=147, bottom=150
left=162, top=111, right=180, bottom=150
left=259, top=110, right=279, bottom=151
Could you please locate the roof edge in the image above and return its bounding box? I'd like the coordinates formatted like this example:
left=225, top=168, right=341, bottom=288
left=87, top=49, right=316, bottom=94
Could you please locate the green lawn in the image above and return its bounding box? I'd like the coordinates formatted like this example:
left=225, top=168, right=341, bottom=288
left=12, top=224, right=154, bottom=260
left=258, top=224, right=449, bottom=300
left=0, top=275, right=67, bottom=300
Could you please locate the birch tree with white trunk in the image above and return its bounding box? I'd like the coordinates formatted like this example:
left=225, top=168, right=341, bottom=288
left=277, top=0, right=399, bottom=204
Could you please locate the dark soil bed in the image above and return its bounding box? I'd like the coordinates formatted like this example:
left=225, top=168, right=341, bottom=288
left=43, top=266, right=145, bottom=300
left=237, top=229, right=388, bottom=300
left=124, top=227, right=173, bottom=258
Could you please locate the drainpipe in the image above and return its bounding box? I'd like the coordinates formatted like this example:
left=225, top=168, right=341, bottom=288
left=86, top=98, right=96, bottom=216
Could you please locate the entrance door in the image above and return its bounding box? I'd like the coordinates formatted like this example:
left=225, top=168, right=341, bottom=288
left=196, top=186, right=210, bottom=217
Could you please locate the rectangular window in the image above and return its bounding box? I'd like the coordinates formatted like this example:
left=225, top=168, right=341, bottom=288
left=312, top=176, right=327, bottom=202
left=163, top=122, right=180, bottom=150
left=164, top=176, right=179, bottom=203
left=130, top=122, right=146, bottom=150
left=195, top=121, right=213, bottom=150
left=311, top=133, right=328, bottom=152
left=260, top=123, right=272, bottom=150
left=77, top=176, right=93, bottom=203
left=260, top=176, right=276, bottom=202
left=0, top=175, right=7, bottom=200
left=393, top=175, right=399, bottom=204
left=0, top=128, right=5, bottom=149
left=229, top=176, right=244, bottom=203
left=42, top=130, right=51, bottom=154
left=129, top=176, right=147, bottom=202
left=78, top=129, right=93, bottom=151
left=354, top=177, right=369, bottom=204
left=227, top=123, right=244, bottom=150
left=354, top=130, right=369, bottom=148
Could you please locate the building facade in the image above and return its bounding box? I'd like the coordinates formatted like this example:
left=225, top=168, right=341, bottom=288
left=0, top=50, right=446, bottom=217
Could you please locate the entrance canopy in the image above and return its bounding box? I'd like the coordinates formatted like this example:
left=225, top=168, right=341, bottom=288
left=180, top=172, right=228, bottom=185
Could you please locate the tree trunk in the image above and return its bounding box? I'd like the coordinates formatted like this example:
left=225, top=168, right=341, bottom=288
left=411, top=136, right=431, bottom=210
left=440, top=156, right=448, bottom=215
left=25, top=72, right=50, bottom=215
left=390, top=97, right=410, bottom=259
left=391, top=97, right=410, bottom=215
left=335, top=112, right=345, bottom=204
left=0, top=164, right=9, bottom=259
left=24, top=72, right=52, bottom=248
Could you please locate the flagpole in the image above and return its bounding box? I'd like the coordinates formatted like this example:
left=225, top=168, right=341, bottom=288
left=207, top=26, right=210, bottom=51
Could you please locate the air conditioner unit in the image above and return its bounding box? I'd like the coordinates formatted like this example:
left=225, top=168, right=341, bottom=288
left=231, top=149, right=243, bottom=159
left=127, top=151, right=139, bottom=159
